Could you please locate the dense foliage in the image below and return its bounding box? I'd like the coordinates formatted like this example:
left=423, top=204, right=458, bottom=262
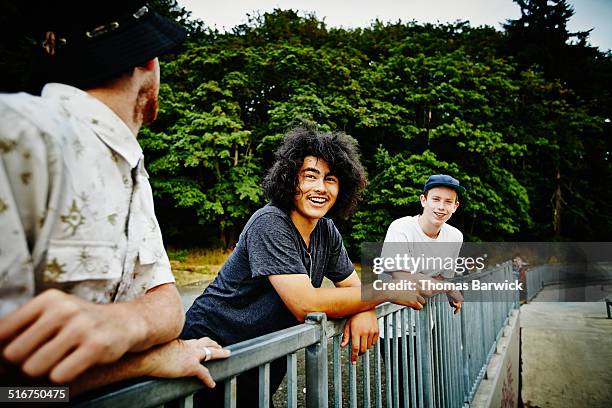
left=2, top=0, right=610, bottom=252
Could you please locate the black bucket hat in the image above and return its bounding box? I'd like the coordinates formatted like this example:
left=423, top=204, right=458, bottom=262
left=28, top=0, right=187, bottom=90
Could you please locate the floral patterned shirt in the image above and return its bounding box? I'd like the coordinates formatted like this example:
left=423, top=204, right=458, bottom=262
left=0, top=83, right=174, bottom=318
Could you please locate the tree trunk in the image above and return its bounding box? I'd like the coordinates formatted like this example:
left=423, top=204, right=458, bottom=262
left=219, top=224, right=238, bottom=249
left=552, top=167, right=562, bottom=235
left=219, top=225, right=227, bottom=248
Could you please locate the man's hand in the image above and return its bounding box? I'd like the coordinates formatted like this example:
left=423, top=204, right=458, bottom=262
left=390, top=272, right=435, bottom=296
left=341, top=310, right=379, bottom=364
left=391, top=289, right=427, bottom=310
left=143, top=338, right=231, bottom=388
left=384, top=273, right=432, bottom=310
left=69, top=337, right=232, bottom=395
left=0, top=289, right=148, bottom=383
left=447, top=290, right=464, bottom=315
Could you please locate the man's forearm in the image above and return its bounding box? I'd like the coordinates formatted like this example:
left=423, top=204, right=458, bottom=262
left=69, top=350, right=151, bottom=396
left=309, top=278, right=426, bottom=318
left=308, top=284, right=389, bottom=319
left=115, top=283, right=184, bottom=352
left=269, top=274, right=425, bottom=322
left=0, top=352, right=151, bottom=397
left=71, top=337, right=227, bottom=397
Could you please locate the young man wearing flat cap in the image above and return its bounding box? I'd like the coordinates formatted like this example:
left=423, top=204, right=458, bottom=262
left=383, top=174, right=466, bottom=310
left=379, top=174, right=466, bottom=403
left=0, top=0, right=228, bottom=394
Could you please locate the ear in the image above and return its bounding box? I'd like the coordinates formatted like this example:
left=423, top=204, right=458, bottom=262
left=142, top=58, right=157, bottom=72
left=419, top=194, right=426, bottom=207
left=134, top=58, right=157, bottom=73
left=452, top=201, right=460, bottom=213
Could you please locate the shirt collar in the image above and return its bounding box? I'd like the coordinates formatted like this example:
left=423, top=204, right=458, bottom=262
left=41, top=83, right=143, bottom=168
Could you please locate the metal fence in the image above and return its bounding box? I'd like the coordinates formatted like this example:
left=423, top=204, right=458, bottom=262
left=525, top=263, right=584, bottom=301
left=74, top=262, right=518, bottom=408
left=524, top=262, right=611, bottom=301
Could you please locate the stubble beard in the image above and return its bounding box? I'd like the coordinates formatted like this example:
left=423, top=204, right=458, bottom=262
left=134, top=80, right=158, bottom=125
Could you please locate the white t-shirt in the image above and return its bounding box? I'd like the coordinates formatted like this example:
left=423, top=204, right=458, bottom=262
left=379, top=215, right=463, bottom=337
left=385, top=215, right=463, bottom=243
left=382, top=215, right=463, bottom=278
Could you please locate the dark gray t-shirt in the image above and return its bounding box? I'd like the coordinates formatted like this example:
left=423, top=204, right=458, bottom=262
left=181, top=204, right=354, bottom=345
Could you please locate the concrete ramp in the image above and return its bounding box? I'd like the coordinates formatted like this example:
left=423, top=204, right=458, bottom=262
left=520, top=302, right=612, bottom=407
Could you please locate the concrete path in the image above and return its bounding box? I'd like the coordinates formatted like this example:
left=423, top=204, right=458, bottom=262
left=520, top=301, right=612, bottom=407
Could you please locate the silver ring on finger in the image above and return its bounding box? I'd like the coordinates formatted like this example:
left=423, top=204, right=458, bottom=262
left=203, top=346, right=212, bottom=362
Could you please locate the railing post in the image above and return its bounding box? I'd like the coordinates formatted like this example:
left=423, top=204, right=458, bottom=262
left=224, top=377, right=237, bottom=408
left=418, top=304, right=434, bottom=408
left=332, top=336, right=342, bottom=408
left=305, top=312, right=328, bottom=408
left=460, top=301, right=470, bottom=405
left=258, top=363, right=270, bottom=408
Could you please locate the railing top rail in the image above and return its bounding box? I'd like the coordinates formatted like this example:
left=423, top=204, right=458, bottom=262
left=73, top=320, right=323, bottom=407
left=74, top=263, right=516, bottom=407
left=327, top=262, right=514, bottom=338
left=325, top=302, right=405, bottom=337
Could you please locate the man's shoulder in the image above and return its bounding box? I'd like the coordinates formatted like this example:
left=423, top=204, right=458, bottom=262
left=0, top=92, right=64, bottom=138
left=441, top=223, right=463, bottom=242
left=388, top=215, right=419, bottom=231
left=244, top=205, right=292, bottom=232
left=384, top=215, right=420, bottom=242
left=1, top=92, right=50, bottom=117
left=318, top=215, right=337, bottom=229
left=317, top=216, right=342, bottom=240
left=0, top=91, right=40, bottom=105
left=250, top=204, right=289, bottom=221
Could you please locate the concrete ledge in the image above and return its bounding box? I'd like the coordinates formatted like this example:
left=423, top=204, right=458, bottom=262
left=471, top=309, right=521, bottom=407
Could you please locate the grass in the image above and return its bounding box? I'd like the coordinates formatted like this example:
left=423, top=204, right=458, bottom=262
left=168, top=248, right=232, bottom=286
left=168, top=247, right=362, bottom=287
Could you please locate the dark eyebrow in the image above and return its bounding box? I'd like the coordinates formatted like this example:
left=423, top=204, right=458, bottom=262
left=432, top=195, right=453, bottom=201
left=303, top=167, right=338, bottom=178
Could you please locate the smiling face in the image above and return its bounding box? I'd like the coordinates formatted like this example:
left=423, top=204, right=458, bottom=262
left=419, top=186, right=459, bottom=231
left=290, top=156, right=339, bottom=227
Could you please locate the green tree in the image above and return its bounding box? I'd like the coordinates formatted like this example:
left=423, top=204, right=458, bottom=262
left=503, top=0, right=612, bottom=239
left=141, top=51, right=263, bottom=247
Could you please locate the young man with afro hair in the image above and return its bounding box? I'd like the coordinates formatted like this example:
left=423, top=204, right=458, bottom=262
left=182, top=125, right=429, bottom=406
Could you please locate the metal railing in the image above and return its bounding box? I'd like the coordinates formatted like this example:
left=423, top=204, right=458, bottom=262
left=74, top=262, right=518, bottom=408
left=525, top=263, right=576, bottom=301
left=525, top=262, right=612, bottom=301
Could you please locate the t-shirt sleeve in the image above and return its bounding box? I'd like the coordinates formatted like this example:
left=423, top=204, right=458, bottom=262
left=323, top=221, right=354, bottom=283
left=383, top=220, right=406, bottom=242
left=381, top=220, right=413, bottom=273
left=439, top=227, right=463, bottom=278
left=245, top=213, right=308, bottom=278
left=453, top=231, right=464, bottom=259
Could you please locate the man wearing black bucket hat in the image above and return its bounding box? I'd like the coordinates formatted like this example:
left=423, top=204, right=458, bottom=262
left=0, top=0, right=228, bottom=394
